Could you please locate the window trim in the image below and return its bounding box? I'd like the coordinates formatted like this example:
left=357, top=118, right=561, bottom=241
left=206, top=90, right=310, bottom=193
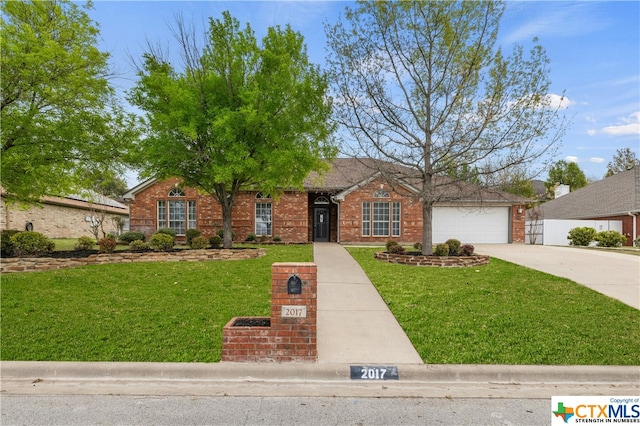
left=361, top=200, right=401, bottom=238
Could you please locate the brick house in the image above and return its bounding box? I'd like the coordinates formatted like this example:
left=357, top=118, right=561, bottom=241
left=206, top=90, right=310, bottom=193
left=123, top=158, right=528, bottom=244
left=1, top=191, right=129, bottom=239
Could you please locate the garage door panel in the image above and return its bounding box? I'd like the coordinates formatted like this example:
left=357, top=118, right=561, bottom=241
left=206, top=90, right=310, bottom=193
left=433, top=206, right=509, bottom=244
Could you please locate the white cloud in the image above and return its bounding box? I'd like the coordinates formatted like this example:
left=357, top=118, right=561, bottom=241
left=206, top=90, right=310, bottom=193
left=546, top=93, right=574, bottom=109
left=587, top=129, right=597, bottom=136
left=602, top=111, right=640, bottom=136
left=589, top=157, right=605, bottom=163
left=565, top=155, right=579, bottom=163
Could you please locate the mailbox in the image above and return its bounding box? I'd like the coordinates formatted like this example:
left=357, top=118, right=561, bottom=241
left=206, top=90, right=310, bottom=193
left=287, top=275, right=302, bottom=294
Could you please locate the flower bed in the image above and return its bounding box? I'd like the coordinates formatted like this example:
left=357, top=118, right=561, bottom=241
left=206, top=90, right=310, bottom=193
left=0, top=248, right=266, bottom=273
left=375, top=251, right=490, bottom=267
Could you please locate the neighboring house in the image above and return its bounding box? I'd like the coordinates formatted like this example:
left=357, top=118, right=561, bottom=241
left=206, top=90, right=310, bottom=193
left=123, top=158, right=528, bottom=245
left=529, top=166, right=640, bottom=246
left=0, top=190, right=129, bottom=239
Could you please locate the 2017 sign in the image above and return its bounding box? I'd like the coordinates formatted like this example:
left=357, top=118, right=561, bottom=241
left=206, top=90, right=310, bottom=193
left=281, top=305, right=307, bottom=318
left=350, top=366, right=399, bottom=380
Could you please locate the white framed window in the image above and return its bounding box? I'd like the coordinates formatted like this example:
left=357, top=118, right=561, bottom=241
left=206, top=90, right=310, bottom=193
left=374, top=189, right=390, bottom=198
left=362, top=201, right=401, bottom=238
left=157, top=188, right=195, bottom=235
left=362, top=202, right=371, bottom=236
left=255, top=202, right=272, bottom=236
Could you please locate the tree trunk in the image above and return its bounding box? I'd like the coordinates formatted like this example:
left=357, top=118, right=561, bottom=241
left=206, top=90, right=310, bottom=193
left=421, top=201, right=434, bottom=255
left=221, top=201, right=234, bottom=249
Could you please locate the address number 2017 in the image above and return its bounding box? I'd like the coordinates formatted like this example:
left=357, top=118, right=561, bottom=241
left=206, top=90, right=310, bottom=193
left=350, top=366, right=399, bottom=381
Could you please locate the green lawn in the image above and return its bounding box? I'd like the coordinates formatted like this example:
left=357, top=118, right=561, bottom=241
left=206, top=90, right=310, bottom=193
left=3, top=244, right=638, bottom=365
left=347, top=247, right=640, bottom=365
left=1, top=245, right=312, bottom=362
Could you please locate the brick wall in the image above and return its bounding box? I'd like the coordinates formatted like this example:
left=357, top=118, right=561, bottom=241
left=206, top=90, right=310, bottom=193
left=1, top=197, right=126, bottom=239
left=129, top=179, right=309, bottom=243
left=222, top=263, right=317, bottom=363
left=338, top=178, right=423, bottom=244
left=511, top=204, right=526, bottom=243
left=583, top=214, right=638, bottom=246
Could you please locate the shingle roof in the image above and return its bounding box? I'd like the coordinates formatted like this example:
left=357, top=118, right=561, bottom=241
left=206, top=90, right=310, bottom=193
left=534, top=166, right=640, bottom=219
left=304, top=158, right=528, bottom=204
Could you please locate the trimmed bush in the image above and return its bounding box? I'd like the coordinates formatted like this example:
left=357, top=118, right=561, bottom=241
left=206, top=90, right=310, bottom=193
left=156, top=227, right=177, bottom=238
left=635, top=237, right=640, bottom=248
left=460, top=244, right=475, bottom=256
left=129, top=240, right=150, bottom=252
left=186, top=229, right=202, bottom=247
left=567, top=227, right=597, bottom=246
left=209, top=235, right=222, bottom=249
left=98, top=237, right=117, bottom=253
left=594, top=230, right=626, bottom=248
left=217, top=229, right=236, bottom=240
left=413, top=242, right=422, bottom=252
left=1, top=229, right=21, bottom=256
left=245, top=233, right=257, bottom=242
left=386, top=240, right=399, bottom=252
left=149, top=233, right=175, bottom=252
left=434, top=243, right=449, bottom=257
left=74, top=236, right=95, bottom=251
left=119, top=231, right=145, bottom=244
left=272, top=236, right=282, bottom=243
left=388, top=244, right=406, bottom=255
left=445, top=238, right=461, bottom=256
left=9, top=231, right=55, bottom=256
left=190, top=235, right=209, bottom=249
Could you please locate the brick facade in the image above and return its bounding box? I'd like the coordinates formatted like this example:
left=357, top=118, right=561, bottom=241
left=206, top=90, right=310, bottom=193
left=1, top=196, right=127, bottom=239
left=222, top=263, right=317, bottom=362
left=127, top=177, right=526, bottom=245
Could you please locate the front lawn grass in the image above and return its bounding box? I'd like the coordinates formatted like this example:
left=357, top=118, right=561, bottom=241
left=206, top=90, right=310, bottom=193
left=1, top=245, right=312, bottom=362
left=347, top=247, right=640, bottom=365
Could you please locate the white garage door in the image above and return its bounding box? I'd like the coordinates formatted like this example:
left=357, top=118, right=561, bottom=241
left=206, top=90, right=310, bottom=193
left=433, top=206, right=510, bottom=244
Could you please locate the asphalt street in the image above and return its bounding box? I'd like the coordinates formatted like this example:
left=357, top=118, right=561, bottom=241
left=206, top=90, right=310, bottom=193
left=1, top=395, right=550, bottom=426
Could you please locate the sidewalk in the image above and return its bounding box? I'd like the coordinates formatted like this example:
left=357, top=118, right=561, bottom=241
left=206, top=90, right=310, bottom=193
left=314, top=243, right=423, bottom=364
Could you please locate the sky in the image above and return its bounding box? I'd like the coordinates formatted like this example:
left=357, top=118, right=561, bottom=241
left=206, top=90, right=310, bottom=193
left=85, top=1, right=640, bottom=186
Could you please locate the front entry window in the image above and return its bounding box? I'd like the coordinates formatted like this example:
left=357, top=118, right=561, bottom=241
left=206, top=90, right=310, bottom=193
left=157, top=187, right=195, bottom=236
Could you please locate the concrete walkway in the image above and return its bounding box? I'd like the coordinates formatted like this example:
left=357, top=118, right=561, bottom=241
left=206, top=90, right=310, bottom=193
left=314, top=243, right=423, bottom=364
left=475, top=244, right=640, bottom=310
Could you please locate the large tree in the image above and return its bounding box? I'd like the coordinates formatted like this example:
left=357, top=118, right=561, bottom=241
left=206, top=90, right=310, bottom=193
left=0, top=0, right=138, bottom=203
left=128, top=12, right=336, bottom=248
left=545, top=160, right=587, bottom=196
left=326, top=1, right=566, bottom=254
left=605, top=147, right=639, bottom=177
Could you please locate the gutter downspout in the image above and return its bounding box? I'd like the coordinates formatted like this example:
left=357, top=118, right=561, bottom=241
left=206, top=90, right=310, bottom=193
left=331, top=196, right=341, bottom=243
left=629, top=212, right=638, bottom=245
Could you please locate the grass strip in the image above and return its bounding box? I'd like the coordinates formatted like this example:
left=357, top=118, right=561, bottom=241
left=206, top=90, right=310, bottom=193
left=347, top=247, right=640, bottom=365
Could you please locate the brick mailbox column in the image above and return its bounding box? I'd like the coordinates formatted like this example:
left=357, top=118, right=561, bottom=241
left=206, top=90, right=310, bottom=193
left=222, top=262, right=317, bottom=362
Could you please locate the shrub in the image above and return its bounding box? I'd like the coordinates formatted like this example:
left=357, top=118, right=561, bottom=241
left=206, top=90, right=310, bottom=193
left=259, top=235, right=269, bottom=243
left=156, top=227, right=177, bottom=238
left=98, top=237, right=117, bottom=253
left=445, top=238, right=461, bottom=256
left=149, top=233, right=175, bottom=252
left=190, top=236, right=209, bottom=249
left=386, top=240, right=399, bottom=252
left=460, top=244, right=475, bottom=256
left=594, top=230, right=626, bottom=248
left=413, top=242, right=422, bottom=252
left=388, top=244, right=406, bottom=255
left=567, top=227, right=597, bottom=246
left=129, top=240, right=150, bottom=252
left=1, top=229, right=21, bottom=256
left=74, top=236, right=95, bottom=251
left=273, top=235, right=282, bottom=243
left=246, top=233, right=257, bottom=242
left=434, top=243, right=449, bottom=257
left=9, top=231, right=55, bottom=256
left=635, top=237, right=640, bottom=248
left=217, top=229, right=236, bottom=240
left=186, top=229, right=202, bottom=247
left=209, top=235, right=222, bottom=249
left=119, top=231, right=145, bottom=244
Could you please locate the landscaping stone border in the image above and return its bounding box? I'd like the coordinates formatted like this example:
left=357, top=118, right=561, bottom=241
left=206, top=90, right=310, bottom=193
left=0, top=249, right=266, bottom=274
left=374, top=251, right=490, bottom=267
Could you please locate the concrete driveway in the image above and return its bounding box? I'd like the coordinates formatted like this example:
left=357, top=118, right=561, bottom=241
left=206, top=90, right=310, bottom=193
left=474, top=244, right=640, bottom=310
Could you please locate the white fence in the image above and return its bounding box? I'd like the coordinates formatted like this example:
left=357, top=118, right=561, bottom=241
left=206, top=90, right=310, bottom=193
left=525, top=219, right=623, bottom=245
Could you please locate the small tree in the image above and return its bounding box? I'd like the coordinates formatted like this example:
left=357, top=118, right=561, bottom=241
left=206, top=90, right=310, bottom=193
left=545, top=160, right=587, bottom=197
left=129, top=12, right=336, bottom=248
left=605, top=148, right=639, bottom=177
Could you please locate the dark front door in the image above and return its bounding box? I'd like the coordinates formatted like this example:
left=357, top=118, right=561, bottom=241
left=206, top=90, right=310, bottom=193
left=314, top=207, right=330, bottom=242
